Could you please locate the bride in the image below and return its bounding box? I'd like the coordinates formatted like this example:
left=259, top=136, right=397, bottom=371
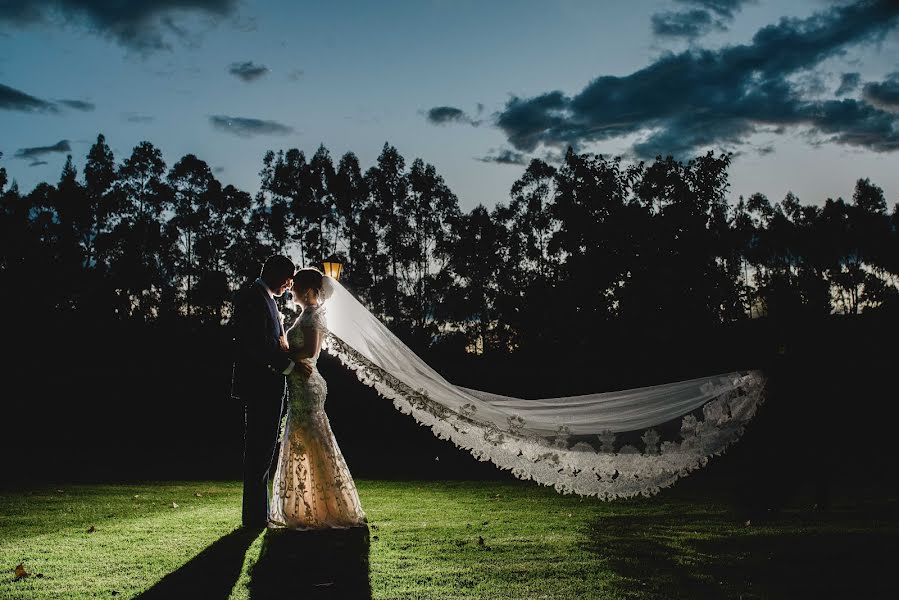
left=268, top=267, right=366, bottom=529
left=267, top=264, right=765, bottom=508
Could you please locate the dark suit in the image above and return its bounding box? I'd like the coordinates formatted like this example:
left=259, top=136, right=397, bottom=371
left=231, top=279, right=292, bottom=527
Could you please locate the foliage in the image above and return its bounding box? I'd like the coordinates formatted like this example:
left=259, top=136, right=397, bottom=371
left=1, top=139, right=897, bottom=350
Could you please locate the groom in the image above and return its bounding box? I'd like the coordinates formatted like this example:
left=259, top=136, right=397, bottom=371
left=231, top=255, right=312, bottom=528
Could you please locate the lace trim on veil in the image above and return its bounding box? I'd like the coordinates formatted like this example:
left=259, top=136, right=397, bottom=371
left=324, top=334, right=766, bottom=500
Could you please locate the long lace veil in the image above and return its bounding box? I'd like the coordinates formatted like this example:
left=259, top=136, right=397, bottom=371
left=321, top=277, right=766, bottom=499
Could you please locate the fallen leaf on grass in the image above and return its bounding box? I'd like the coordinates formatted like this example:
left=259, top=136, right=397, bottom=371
left=87, top=525, right=96, bottom=533
left=171, top=502, right=179, bottom=509
left=14, top=564, right=29, bottom=580
left=195, top=493, right=203, bottom=498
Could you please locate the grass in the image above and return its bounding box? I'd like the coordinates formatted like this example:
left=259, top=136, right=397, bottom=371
left=0, top=480, right=896, bottom=599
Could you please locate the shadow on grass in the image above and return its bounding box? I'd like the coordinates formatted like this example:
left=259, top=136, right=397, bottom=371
left=248, top=526, right=371, bottom=599
left=136, top=526, right=263, bottom=599
left=585, top=509, right=899, bottom=599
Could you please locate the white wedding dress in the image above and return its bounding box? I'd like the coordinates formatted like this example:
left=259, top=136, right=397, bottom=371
left=269, top=304, right=366, bottom=529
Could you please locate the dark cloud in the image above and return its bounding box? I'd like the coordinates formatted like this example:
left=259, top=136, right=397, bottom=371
left=496, top=0, right=899, bottom=159
left=228, top=61, right=269, bottom=82
left=57, top=99, right=95, bottom=111
left=673, top=0, right=754, bottom=20
left=14, top=140, right=71, bottom=166
left=863, top=72, right=899, bottom=110
left=425, top=106, right=481, bottom=126
left=0, top=82, right=57, bottom=112
left=835, top=72, right=861, bottom=96
left=652, top=10, right=723, bottom=39
left=209, top=115, right=293, bottom=137
left=476, top=148, right=528, bottom=166
left=653, top=0, right=753, bottom=39
left=0, top=1, right=238, bottom=53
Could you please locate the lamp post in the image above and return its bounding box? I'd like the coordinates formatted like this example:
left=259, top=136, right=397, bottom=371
left=322, top=257, right=343, bottom=281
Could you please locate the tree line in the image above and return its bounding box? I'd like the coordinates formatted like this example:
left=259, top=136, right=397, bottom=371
left=1, top=137, right=897, bottom=356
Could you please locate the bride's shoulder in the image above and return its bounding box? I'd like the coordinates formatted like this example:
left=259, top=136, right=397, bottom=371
left=300, top=304, right=328, bottom=329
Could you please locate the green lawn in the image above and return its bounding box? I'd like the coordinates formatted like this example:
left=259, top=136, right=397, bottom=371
left=1, top=480, right=895, bottom=599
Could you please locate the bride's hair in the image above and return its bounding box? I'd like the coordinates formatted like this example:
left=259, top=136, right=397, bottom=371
left=293, top=267, right=335, bottom=301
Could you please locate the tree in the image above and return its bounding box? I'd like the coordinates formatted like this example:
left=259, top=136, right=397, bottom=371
left=365, top=143, right=411, bottom=323
left=111, top=141, right=175, bottom=320
left=402, top=158, right=460, bottom=332
left=168, top=153, right=219, bottom=317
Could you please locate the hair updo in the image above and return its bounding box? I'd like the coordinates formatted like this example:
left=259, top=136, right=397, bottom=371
left=292, top=267, right=334, bottom=301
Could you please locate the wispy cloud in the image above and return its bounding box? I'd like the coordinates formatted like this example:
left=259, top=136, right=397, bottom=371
left=652, top=0, right=755, bottom=39
left=476, top=148, right=528, bottom=166
left=14, top=139, right=71, bottom=166
left=835, top=72, right=862, bottom=96
left=209, top=115, right=294, bottom=137
left=57, top=99, right=95, bottom=111
left=0, top=82, right=57, bottom=113
left=228, top=61, right=269, bottom=82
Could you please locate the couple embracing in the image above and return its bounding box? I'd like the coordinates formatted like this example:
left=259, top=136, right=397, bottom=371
left=230, top=255, right=366, bottom=531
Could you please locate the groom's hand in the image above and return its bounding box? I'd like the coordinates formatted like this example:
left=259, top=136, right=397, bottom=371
left=295, top=360, right=314, bottom=378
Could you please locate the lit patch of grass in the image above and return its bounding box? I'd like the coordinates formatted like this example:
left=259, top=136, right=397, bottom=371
left=1, top=481, right=896, bottom=599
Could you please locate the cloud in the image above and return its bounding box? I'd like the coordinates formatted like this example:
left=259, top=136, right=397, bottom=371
left=652, top=10, right=724, bottom=39
left=287, top=68, right=304, bottom=82
left=835, top=72, right=861, bottom=96
left=476, top=148, right=528, bottom=165
left=673, top=0, right=754, bottom=21
left=862, top=72, right=899, bottom=110
left=14, top=140, right=71, bottom=166
left=0, top=82, right=57, bottom=112
left=0, top=0, right=238, bottom=53
left=495, top=0, right=899, bottom=160
left=209, top=115, right=294, bottom=137
left=228, top=61, right=269, bottom=82
left=57, top=99, right=95, bottom=111
left=425, top=105, right=481, bottom=126
left=653, top=0, right=754, bottom=39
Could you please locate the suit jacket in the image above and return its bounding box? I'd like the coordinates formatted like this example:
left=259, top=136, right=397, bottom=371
left=230, top=280, right=291, bottom=400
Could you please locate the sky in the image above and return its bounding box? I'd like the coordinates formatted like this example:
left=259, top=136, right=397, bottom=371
left=1, top=0, right=898, bottom=212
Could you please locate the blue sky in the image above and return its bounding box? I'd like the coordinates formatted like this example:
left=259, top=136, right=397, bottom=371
left=1, top=0, right=898, bottom=211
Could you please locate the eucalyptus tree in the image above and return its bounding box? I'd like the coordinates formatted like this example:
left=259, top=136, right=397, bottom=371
left=112, top=141, right=176, bottom=320
left=168, top=153, right=220, bottom=317
left=551, top=149, right=645, bottom=338
left=441, top=204, right=511, bottom=354
left=80, top=134, right=117, bottom=272
left=365, top=143, right=411, bottom=323
left=332, top=151, right=379, bottom=303
left=403, top=158, right=460, bottom=333
left=256, top=149, right=297, bottom=256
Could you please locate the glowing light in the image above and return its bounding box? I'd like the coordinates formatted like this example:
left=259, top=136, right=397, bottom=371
left=322, top=258, right=343, bottom=280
